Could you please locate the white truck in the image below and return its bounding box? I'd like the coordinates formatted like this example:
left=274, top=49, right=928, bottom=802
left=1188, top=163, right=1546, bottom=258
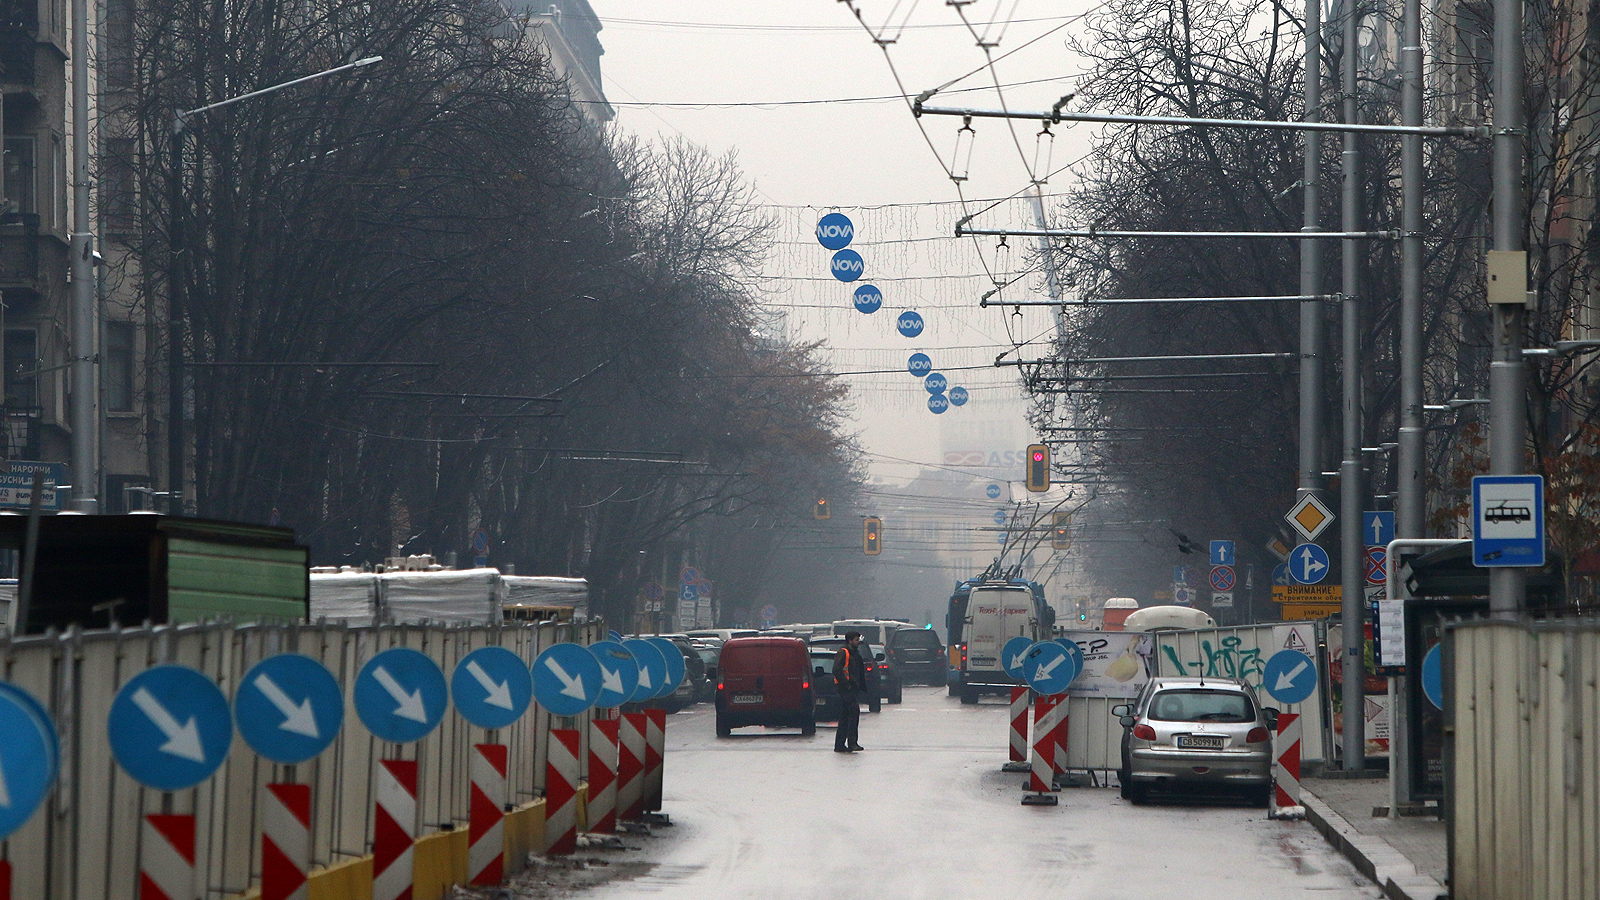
left=948, top=577, right=1054, bottom=704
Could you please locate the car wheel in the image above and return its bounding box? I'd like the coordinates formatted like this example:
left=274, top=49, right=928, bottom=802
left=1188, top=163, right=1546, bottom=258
left=889, top=685, right=903, bottom=704
left=716, top=714, right=731, bottom=738
left=868, top=696, right=882, bottom=713
left=801, top=715, right=817, bottom=737
left=948, top=684, right=959, bottom=698
left=1253, top=784, right=1274, bottom=808
left=1125, top=781, right=1149, bottom=805
left=960, top=686, right=978, bottom=705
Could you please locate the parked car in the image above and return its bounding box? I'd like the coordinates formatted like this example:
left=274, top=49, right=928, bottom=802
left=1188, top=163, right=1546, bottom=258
left=691, top=640, right=721, bottom=682
left=887, top=627, right=945, bottom=686
left=645, top=635, right=707, bottom=711
left=715, top=636, right=816, bottom=736
left=808, top=637, right=896, bottom=709
left=808, top=646, right=843, bottom=721
left=1113, top=676, right=1277, bottom=805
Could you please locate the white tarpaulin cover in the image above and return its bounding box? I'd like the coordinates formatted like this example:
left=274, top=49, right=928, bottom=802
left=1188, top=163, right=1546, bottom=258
left=309, top=573, right=378, bottom=625
left=501, top=575, right=588, bottom=618
left=380, top=568, right=501, bottom=624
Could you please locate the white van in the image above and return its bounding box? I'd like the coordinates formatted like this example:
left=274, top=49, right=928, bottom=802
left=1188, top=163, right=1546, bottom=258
left=1121, top=605, right=1215, bottom=632
left=830, top=619, right=908, bottom=646
left=686, top=628, right=761, bottom=644
left=955, top=584, right=1047, bottom=703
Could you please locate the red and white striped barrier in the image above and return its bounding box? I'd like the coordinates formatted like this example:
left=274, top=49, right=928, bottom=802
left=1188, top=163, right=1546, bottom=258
left=373, top=759, right=417, bottom=900
left=1021, top=695, right=1059, bottom=805
left=588, top=717, right=620, bottom=834
left=139, top=814, right=195, bottom=900
left=1049, top=697, right=1071, bottom=783
left=470, top=744, right=507, bottom=881
left=1272, top=712, right=1303, bottom=815
left=643, top=708, right=666, bottom=814
left=261, top=783, right=311, bottom=900
left=1004, top=686, right=1029, bottom=770
left=544, top=730, right=580, bottom=855
left=617, top=712, right=647, bottom=822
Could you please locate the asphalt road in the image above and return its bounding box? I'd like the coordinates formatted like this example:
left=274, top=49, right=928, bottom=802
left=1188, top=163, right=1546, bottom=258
left=506, top=686, right=1383, bottom=899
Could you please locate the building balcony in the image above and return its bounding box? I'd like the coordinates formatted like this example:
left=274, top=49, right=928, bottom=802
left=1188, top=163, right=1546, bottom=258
left=0, top=213, right=66, bottom=299
left=2, top=404, right=40, bottom=460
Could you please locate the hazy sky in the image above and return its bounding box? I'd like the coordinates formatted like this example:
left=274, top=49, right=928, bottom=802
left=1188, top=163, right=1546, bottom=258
left=588, top=2, right=1101, bottom=481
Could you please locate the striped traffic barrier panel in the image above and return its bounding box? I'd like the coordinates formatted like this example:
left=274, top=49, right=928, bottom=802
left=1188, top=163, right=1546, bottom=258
left=1020, top=694, right=1059, bottom=806
left=470, top=744, right=508, bottom=881
left=373, top=759, right=417, bottom=900
left=617, top=712, right=647, bottom=822
left=587, top=717, right=620, bottom=834
left=261, top=783, right=311, bottom=900
left=1271, top=712, right=1304, bottom=817
left=643, top=708, right=666, bottom=815
left=139, top=814, right=195, bottom=900
left=1050, top=696, right=1071, bottom=786
left=1002, top=686, right=1030, bottom=772
left=543, top=730, right=581, bottom=855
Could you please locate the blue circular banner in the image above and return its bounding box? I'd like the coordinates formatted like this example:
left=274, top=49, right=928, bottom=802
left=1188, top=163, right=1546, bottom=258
left=816, top=213, right=854, bottom=250
left=853, top=284, right=883, bottom=314
left=646, top=637, right=687, bottom=700
left=532, top=643, right=603, bottom=718
left=897, top=310, right=925, bottom=337
left=622, top=639, right=668, bottom=703
left=236, top=654, right=345, bottom=764
left=108, top=665, right=234, bottom=791
left=907, top=353, right=931, bottom=377
left=830, top=249, right=864, bottom=282
left=0, top=681, right=58, bottom=841
left=928, top=394, right=949, bottom=414
left=1001, top=636, right=1035, bottom=680
left=588, top=640, right=641, bottom=709
left=451, top=646, right=534, bottom=730
left=354, top=648, right=449, bottom=744
left=924, top=372, right=948, bottom=394
left=948, top=386, right=970, bottom=406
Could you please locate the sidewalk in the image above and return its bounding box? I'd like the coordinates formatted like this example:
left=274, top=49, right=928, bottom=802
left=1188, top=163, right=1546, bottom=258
left=1300, top=773, right=1449, bottom=900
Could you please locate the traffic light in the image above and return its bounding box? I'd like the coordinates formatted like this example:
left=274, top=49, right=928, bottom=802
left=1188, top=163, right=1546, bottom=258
left=863, top=517, right=882, bottom=555
left=1026, top=444, right=1051, bottom=492
left=1052, top=511, right=1072, bottom=550
left=814, top=497, right=831, bottom=520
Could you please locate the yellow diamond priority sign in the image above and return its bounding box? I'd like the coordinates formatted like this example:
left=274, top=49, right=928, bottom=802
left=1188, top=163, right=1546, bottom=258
left=1286, top=493, right=1334, bottom=542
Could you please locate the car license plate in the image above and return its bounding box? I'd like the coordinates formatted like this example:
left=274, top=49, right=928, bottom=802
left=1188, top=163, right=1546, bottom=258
left=814, top=696, right=827, bottom=706
left=732, top=693, right=763, bottom=705
left=1178, top=734, right=1225, bottom=749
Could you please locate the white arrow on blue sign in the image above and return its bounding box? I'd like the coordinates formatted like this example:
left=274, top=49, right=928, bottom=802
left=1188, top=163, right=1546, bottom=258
left=1023, top=641, right=1079, bottom=695
left=1210, top=540, right=1235, bottom=566
left=1001, top=636, right=1034, bottom=679
left=108, top=665, right=233, bottom=791
left=646, top=637, right=687, bottom=699
left=588, top=641, right=641, bottom=708
left=451, top=646, right=533, bottom=730
left=948, top=386, right=969, bottom=406
left=897, top=310, right=925, bottom=337
left=354, top=648, right=449, bottom=744
left=830, top=249, right=864, bottom=282
left=235, top=654, right=344, bottom=764
left=1262, top=649, right=1317, bottom=705
left=622, top=639, right=667, bottom=704
left=853, top=284, right=882, bottom=314
left=533, top=643, right=602, bottom=717
left=816, top=212, right=854, bottom=250
left=1289, top=543, right=1331, bottom=585
left=1055, top=638, right=1086, bottom=683
left=1363, top=511, right=1395, bottom=548
left=0, top=681, right=59, bottom=840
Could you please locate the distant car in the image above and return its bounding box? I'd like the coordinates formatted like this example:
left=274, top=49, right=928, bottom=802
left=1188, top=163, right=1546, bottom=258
left=887, top=627, right=945, bottom=686
left=653, top=635, right=708, bottom=710
left=715, top=636, right=816, bottom=736
left=691, top=640, right=721, bottom=683
left=1113, top=676, right=1277, bottom=805
left=687, top=628, right=761, bottom=644
left=809, top=637, right=895, bottom=709
left=808, top=647, right=843, bottom=721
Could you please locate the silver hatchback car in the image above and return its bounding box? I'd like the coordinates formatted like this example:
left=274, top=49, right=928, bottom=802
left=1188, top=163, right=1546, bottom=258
left=1113, top=676, right=1277, bottom=805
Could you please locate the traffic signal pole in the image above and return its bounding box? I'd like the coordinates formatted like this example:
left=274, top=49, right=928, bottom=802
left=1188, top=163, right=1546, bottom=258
left=1338, top=0, right=1367, bottom=773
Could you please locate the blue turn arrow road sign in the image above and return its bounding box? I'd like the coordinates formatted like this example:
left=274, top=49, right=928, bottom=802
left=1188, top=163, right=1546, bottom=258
left=533, top=643, right=602, bottom=717
left=646, top=637, right=687, bottom=699
left=1023, top=641, right=1080, bottom=695
left=451, top=646, right=533, bottom=730
left=0, top=681, right=58, bottom=840
left=236, top=654, right=344, bottom=764
left=108, top=665, right=233, bottom=791
left=1262, top=649, right=1318, bottom=705
left=623, top=639, right=668, bottom=704
left=354, top=648, right=448, bottom=744
left=1001, top=636, right=1035, bottom=679
left=1289, top=543, right=1331, bottom=585
left=588, top=641, right=641, bottom=708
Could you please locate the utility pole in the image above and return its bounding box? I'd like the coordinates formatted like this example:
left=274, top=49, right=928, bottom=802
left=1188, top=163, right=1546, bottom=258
left=1338, top=0, right=1366, bottom=771
left=69, top=0, right=97, bottom=511
left=1489, top=0, right=1527, bottom=619
left=1298, top=0, right=1326, bottom=501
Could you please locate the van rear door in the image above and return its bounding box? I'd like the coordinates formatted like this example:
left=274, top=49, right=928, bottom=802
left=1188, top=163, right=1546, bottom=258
left=965, top=587, right=1037, bottom=676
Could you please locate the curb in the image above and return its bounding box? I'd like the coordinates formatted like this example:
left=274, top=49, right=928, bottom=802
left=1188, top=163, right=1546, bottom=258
left=1300, top=789, right=1448, bottom=900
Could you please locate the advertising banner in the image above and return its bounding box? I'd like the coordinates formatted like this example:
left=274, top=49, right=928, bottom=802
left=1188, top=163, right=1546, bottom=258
left=1057, top=630, right=1153, bottom=699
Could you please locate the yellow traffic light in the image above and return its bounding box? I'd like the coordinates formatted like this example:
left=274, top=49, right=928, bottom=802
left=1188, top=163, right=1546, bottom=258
left=815, top=497, right=831, bottom=520
left=1026, top=444, right=1051, bottom=492
left=863, top=517, right=882, bottom=555
left=1052, top=511, right=1072, bottom=550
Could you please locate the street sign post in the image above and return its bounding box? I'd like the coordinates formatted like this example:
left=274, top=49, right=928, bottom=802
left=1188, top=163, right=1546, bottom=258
left=532, top=644, right=602, bottom=717
left=235, top=654, right=344, bottom=764
left=108, top=665, right=233, bottom=790
left=588, top=641, right=641, bottom=708
left=1288, top=543, right=1331, bottom=585
left=645, top=637, right=686, bottom=700
left=1002, top=636, right=1035, bottom=680
left=1471, top=475, right=1545, bottom=567
left=451, top=647, right=533, bottom=730
left=1286, top=494, right=1335, bottom=542
left=354, top=649, right=448, bottom=744
left=622, top=639, right=667, bottom=704
left=0, top=681, right=58, bottom=840
left=1262, top=650, right=1318, bottom=705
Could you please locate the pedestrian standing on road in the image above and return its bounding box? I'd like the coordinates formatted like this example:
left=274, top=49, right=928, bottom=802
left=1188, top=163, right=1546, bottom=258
left=833, top=630, right=866, bottom=752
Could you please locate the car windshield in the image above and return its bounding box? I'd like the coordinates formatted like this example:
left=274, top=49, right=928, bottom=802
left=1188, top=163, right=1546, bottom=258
left=892, top=630, right=939, bottom=649
left=1147, top=689, right=1255, bottom=723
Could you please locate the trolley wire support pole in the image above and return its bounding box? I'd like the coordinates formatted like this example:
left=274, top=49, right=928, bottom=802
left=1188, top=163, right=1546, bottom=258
left=1299, top=0, right=1328, bottom=510
left=1003, top=686, right=1031, bottom=772
left=1021, top=694, right=1060, bottom=805
left=912, top=101, right=1486, bottom=138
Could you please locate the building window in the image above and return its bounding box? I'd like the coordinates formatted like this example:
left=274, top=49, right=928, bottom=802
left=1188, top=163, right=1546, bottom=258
left=105, top=321, right=135, bottom=412
left=3, top=138, right=36, bottom=216
left=103, top=138, right=138, bottom=235
left=4, top=329, right=38, bottom=408
left=105, top=0, right=134, bottom=89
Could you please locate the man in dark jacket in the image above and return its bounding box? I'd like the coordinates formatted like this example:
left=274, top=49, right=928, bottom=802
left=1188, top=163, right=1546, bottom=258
left=833, top=630, right=866, bottom=752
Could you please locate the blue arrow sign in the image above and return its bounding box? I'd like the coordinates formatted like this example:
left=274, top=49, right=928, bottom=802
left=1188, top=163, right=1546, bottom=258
left=236, top=654, right=344, bottom=764
left=1210, top=540, right=1235, bottom=567
left=928, top=394, right=949, bottom=414
left=948, top=386, right=969, bottom=406
left=897, top=310, right=925, bottom=337
left=354, top=648, right=448, bottom=744
left=1262, top=649, right=1317, bottom=705
left=646, top=637, right=687, bottom=699
left=816, top=212, right=854, bottom=250
left=924, top=373, right=948, bottom=394
left=0, top=681, right=58, bottom=841
left=1422, top=644, right=1444, bottom=711
left=588, top=641, right=641, bottom=708
left=1289, top=543, right=1330, bottom=585
left=830, top=249, right=864, bottom=282
left=451, top=646, right=533, bottom=730
left=1023, top=641, right=1079, bottom=695
left=108, top=665, right=233, bottom=791
left=1271, top=563, right=1289, bottom=586
left=1001, top=636, right=1035, bottom=679
left=1363, top=511, right=1395, bottom=548
left=853, top=284, right=883, bottom=314
left=622, top=639, right=667, bottom=704
left=1471, top=475, right=1545, bottom=567
left=1055, top=638, right=1086, bottom=684
left=533, top=643, right=602, bottom=717
left=907, top=353, right=931, bottom=376
left=986, top=484, right=1002, bottom=500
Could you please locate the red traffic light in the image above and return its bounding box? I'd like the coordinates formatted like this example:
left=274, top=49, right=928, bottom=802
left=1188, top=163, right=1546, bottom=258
left=1032, top=450, right=1045, bottom=462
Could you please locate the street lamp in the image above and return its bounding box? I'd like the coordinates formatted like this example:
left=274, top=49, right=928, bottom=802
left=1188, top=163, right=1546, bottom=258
left=166, top=56, right=381, bottom=513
